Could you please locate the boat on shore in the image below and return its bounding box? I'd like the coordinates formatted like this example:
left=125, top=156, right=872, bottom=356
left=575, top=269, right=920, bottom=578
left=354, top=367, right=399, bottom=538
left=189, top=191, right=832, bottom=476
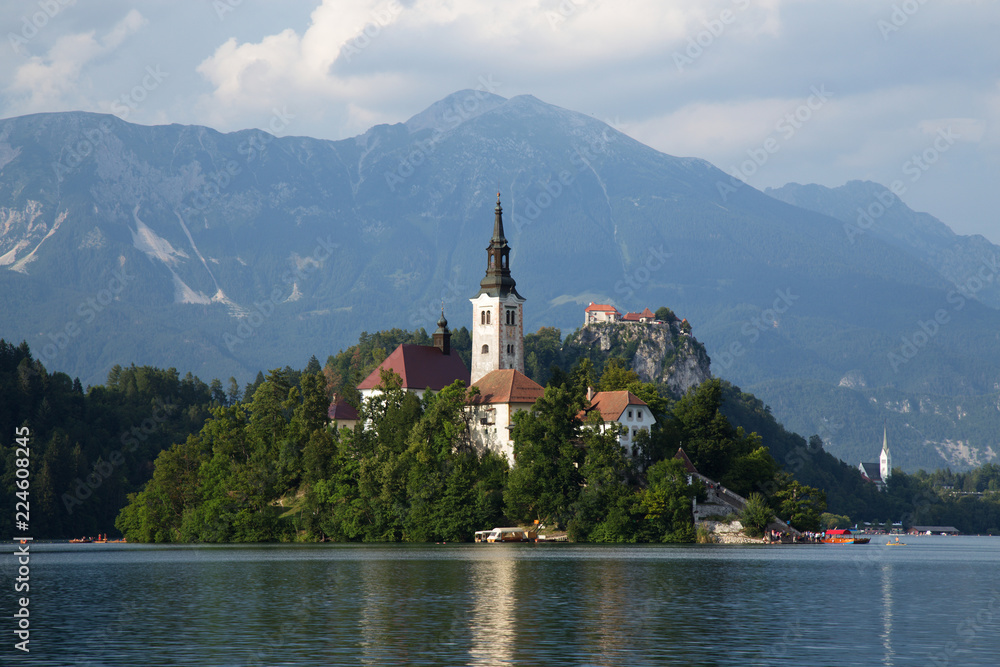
left=821, top=529, right=870, bottom=544
left=478, top=527, right=537, bottom=543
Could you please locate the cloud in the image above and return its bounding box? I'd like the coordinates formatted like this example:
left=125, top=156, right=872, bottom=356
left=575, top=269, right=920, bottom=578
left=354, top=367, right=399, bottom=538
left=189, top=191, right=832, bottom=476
left=192, top=0, right=785, bottom=137
left=4, top=9, right=145, bottom=115
left=0, top=0, right=996, bottom=239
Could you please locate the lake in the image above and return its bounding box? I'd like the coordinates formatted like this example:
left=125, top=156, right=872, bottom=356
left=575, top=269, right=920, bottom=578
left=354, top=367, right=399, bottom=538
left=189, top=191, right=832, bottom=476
left=11, top=536, right=1000, bottom=666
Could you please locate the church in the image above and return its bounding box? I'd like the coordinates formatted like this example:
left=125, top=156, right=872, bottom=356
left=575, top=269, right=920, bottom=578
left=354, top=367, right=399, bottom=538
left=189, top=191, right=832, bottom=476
left=466, top=195, right=544, bottom=463
left=345, top=195, right=544, bottom=463
left=340, top=194, right=649, bottom=465
left=859, top=425, right=892, bottom=491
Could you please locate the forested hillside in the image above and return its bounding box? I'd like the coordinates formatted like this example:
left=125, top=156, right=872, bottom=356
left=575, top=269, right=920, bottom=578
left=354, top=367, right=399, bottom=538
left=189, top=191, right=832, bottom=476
left=0, top=339, right=215, bottom=538
left=6, top=329, right=999, bottom=542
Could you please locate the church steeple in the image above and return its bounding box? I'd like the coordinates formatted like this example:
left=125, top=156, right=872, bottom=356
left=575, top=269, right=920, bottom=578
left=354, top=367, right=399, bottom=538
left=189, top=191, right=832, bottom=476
left=470, top=193, right=526, bottom=385
left=476, top=194, right=523, bottom=300
left=880, top=422, right=892, bottom=483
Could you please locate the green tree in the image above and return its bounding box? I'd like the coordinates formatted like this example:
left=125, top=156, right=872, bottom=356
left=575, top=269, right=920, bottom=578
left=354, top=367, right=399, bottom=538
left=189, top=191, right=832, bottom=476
left=568, top=425, right=635, bottom=542
left=505, top=384, right=585, bottom=526
left=635, top=458, right=698, bottom=542
left=740, top=492, right=772, bottom=538
left=772, top=474, right=826, bottom=532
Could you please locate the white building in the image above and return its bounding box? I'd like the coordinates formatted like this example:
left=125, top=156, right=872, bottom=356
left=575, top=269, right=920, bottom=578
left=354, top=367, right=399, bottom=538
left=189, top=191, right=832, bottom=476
left=859, top=425, right=892, bottom=491
left=470, top=195, right=525, bottom=385
left=584, top=303, right=621, bottom=325
left=468, top=369, right=545, bottom=465
left=579, top=389, right=655, bottom=454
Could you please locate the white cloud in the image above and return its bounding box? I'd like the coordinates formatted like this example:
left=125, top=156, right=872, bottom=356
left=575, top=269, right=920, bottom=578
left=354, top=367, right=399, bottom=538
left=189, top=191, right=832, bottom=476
left=192, top=0, right=786, bottom=136
left=0, top=0, right=997, bottom=238
left=4, top=9, right=145, bottom=115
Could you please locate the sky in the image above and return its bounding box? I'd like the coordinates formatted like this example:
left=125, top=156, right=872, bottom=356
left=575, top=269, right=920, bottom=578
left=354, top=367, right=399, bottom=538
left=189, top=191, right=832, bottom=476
left=2, top=0, right=998, bottom=241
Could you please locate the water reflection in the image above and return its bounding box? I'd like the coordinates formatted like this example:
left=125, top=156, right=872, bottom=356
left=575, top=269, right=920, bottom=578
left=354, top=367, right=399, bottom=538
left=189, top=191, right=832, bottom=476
left=23, top=539, right=1000, bottom=666
left=881, top=561, right=895, bottom=666
left=468, top=554, right=517, bottom=665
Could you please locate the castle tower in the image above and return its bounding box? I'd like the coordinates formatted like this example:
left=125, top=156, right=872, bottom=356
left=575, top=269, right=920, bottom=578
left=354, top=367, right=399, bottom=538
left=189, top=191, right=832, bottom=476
left=879, top=424, right=892, bottom=483
left=470, top=194, right=525, bottom=384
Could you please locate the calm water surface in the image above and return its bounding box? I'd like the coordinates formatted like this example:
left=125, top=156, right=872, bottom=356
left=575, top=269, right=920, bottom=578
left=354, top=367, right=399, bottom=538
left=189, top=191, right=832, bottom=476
left=12, top=536, right=1000, bottom=666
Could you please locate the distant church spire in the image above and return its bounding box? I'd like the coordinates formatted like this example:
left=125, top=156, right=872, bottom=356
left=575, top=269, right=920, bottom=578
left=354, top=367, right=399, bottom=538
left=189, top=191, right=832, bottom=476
left=880, top=422, right=892, bottom=483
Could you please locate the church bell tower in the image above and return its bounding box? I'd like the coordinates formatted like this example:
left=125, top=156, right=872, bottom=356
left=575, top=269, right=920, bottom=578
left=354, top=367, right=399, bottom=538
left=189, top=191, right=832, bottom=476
left=879, top=424, right=892, bottom=483
left=470, top=194, right=525, bottom=384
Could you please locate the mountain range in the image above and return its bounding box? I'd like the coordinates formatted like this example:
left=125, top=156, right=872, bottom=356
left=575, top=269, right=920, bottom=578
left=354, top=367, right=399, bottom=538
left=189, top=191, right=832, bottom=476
left=2, top=90, right=999, bottom=472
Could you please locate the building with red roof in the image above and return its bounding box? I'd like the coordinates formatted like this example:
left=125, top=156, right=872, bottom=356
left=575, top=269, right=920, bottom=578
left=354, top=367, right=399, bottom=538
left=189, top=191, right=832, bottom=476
left=585, top=302, right=621, bottom=325
left=356, top=311, right=469, bottom=402
left=327, top=394, right=360, bottom=431
left=468, top=369, right=545, bottom=463
left=587, top=304, right=659, bottom=325
left=579, top=388, right=655, bottom=454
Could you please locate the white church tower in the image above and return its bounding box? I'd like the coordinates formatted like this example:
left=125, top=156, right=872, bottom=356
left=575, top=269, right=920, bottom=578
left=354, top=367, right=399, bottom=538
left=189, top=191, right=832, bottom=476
left=470, top=194, right=525, bottom=385
left=879, top=424, right=892, bottom=483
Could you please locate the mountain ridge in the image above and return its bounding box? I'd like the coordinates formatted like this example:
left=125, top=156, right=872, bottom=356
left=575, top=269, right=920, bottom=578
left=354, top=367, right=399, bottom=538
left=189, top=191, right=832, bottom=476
left=2, top=92, right=999, bottom=472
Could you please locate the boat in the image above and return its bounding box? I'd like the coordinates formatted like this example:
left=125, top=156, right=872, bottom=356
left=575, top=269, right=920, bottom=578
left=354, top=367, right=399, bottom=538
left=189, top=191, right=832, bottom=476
left=68, top=537, right=92, bottom=543
left=821, top=529, right=870, bottom=544
left=886, top=537, right=906, bottom=546
left=484, top=527, right=537, bottom=543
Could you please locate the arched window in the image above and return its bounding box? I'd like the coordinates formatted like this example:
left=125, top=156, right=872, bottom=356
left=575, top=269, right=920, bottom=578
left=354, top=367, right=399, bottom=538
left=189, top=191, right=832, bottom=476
left=481, top=311, right=486, bottom=325
left=481, top=344, right=489, bottom=354
left=486, top=311, right=491, bottom=325
left=502, top=255, right=507, bottom=268
left=489, top=255, right=495, bottom=267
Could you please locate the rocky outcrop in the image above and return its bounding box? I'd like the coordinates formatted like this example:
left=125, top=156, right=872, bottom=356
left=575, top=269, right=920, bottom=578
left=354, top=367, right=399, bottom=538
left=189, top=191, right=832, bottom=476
left=572, top=320, right=711, bottom=398
left=698, top=519, right=760, bottom=544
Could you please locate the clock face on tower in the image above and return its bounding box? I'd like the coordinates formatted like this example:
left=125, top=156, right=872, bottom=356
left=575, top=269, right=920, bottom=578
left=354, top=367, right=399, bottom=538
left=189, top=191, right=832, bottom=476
left=470, top=194, right=525, bottom=384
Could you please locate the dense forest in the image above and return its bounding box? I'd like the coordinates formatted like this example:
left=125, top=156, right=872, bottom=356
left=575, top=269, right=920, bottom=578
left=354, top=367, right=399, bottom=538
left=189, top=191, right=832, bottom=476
left=0, top=340, right=216, bottom=538
left=4, top=327, right=1000, bottom=541
left=114, top=357, right=791, bottom=543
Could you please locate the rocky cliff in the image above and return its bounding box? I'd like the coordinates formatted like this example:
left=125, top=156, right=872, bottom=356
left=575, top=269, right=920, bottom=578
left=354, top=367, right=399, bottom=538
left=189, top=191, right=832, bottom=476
left=570, top=320, right=711, bottom=398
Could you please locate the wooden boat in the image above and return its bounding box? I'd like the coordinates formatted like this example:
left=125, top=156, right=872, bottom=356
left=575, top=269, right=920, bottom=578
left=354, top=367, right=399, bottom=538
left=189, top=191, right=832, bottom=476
left=821, top=529, right=870, bottom=544
left=886, top=537, right=906, bottom=545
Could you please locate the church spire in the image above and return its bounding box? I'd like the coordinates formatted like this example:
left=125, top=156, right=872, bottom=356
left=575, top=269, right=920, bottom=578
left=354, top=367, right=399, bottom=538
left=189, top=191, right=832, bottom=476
left=880, top=421, right=892, bottom=483
left=491, top=192, right=506, bottom=245
left=469, top=193, right=526, bottom=385
left=476, top=193, right=522, bottom=300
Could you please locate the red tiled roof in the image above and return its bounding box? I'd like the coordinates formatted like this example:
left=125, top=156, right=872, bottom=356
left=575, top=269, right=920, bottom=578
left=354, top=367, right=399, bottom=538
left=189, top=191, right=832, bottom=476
left=640, top=308, right=655, bottom=319
left=328, top=397, right=359, bottom=421
left=673, top=447, right=698, bottom=474
left=470, top=369, right=545, bottom=405
left=579, top=390, right=648, bottom=422
left=357, top=344, right=470, bottom=391
left=585, top=303, right=620, bottom=313
left=622, top=312, right=641, bottom=321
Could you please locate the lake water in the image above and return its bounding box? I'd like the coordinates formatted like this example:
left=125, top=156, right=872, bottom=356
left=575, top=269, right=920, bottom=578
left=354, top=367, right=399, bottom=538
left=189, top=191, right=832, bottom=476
left=10, top=536, right=1000, bottom=666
